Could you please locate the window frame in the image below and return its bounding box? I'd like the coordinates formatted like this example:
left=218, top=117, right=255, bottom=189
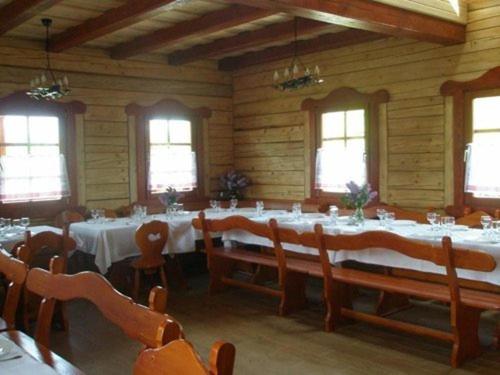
left=302, top=87, right=389, bottom=203
left=441, top=66, right=500, bottom=214
left=0, top=91, right=85, bottom=218
left=126, top=99, right=211, bottom=204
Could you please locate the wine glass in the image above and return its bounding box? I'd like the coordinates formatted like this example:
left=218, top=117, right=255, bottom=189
left=376, top=208, right=387, bottom=228
left=442, top=216, right=455, bottom=236
left=91, top=209, right=99, bottom=223
left=209, top=200, right=217, bottom=210
left=385, top=212, right=395, bottom=229
left=256, top=201, right=264, bottom=216
left=230, top=198, right=238, bottom=212
left=481, top=215, right=493, bottom=238
left=427, top=212, right=438, bottom=231
left=329, top=205, right=339, bottom=225
left=292, top=203, right=302, bottom=220
left=214, top=200, right=221, bottom=213
left=20, top=217, right=30, bottom=231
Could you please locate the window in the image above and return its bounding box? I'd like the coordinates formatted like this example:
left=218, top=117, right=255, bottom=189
left=0, top=91, right=85, bottom=218
left=316, top=109, right=366, bottom=192
left=302, top=87, right=389, bottom=201
left=126, top=98, right=211, bottom=203
left=441, top=66, right=500, bottom=211
left=148, top=118, right=197, bottom=193
left=0, top=115, right=70, bottom=203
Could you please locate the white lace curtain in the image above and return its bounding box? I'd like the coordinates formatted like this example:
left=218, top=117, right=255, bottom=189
left=465, top=143, right=500, bottom=197
left=0, top=154, right=70, bottom=203
left=148, top=149, right=197, bottom=193
left=315, top=147, right=366, bottom=192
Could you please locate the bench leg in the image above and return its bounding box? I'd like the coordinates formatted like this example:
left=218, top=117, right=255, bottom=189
left=324, top=282, right=348, bottom=332
left=209, top=259, right=234, bottom=295
left=279, top=271, right=307, bottom=316
left=451, top=306, right=482, bottom=368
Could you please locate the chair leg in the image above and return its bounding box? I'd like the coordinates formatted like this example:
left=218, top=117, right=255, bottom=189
left=159, top=266, right=169, bottom=291
left=451, top=306, right=482, bottom=368
left=324, top=282, right=347, bottom=332
left=279, top=271, right=307, bottom=316
left=133, top=269, right=141, bottom=302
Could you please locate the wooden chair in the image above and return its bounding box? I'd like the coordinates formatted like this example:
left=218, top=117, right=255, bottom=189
left=54, top=209, right=85, bottom=229
left=131, top=220, right=169, bottom=301
left=311, top=226, right=499, bottom=367
left=103, top=208, right=118, bottom=218
left=134, top=339, right=235, bottom=375
left=193, top=212, right=306, bottom=315
left=17, top=227, right=77, bottom=331
left=26, top=256, right=181, bottom=349
left=455, top=210, right=491, bottom=228
left=0, top=249, right=28, bottom=331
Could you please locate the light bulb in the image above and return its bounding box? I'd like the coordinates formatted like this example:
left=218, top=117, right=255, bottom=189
left=314, top=65, right=320, bottom=75
left=293, top=63, right=299, bottom=75
left=284, top=68, right=290, bottom=78
left=305, top=67, right=311, bottom=76
left=273, top=71, right=279, bottom=82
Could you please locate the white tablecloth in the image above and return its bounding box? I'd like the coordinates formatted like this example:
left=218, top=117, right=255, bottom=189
left=71, top=209, right=288, bottom=274
left=0, top=336, right=57, bottom=375
left=0, top=226, right=63, bottom=252
left=222, top=215, right=500, bottom=286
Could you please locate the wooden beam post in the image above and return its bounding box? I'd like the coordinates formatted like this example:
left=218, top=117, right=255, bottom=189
left=48, top=0, right=184, bottom=52
left=0, top=0, right=62, bottom=36
left=110, top=5, right=275, bottom=60
left=168, top=18, right=338, bottom=66
left=219, top=29, right=384, bottom=71
left=220, top=0, right=465, bottom=45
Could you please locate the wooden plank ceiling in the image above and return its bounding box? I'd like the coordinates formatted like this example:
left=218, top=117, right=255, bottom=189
left=0, top=0, right=467, bottom=71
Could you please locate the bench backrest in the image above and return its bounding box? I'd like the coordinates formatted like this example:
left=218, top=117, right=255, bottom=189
left=26, top=256, right=181, bottom=348
left=134, top=339, right=236, bottom=375
left=0, top=249, right=28, bottom=328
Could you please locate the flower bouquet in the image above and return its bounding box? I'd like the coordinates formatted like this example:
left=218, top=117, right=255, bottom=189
left=158, top=187, right=184, bottom=215
left=341, top=181, right=377, bottom=224
left=218, top=170, right=250, bottom=200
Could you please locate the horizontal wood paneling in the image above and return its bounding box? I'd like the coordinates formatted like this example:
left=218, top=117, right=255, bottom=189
left=233, top=0, right=500, bottom=209
left=0, top=41, right=233, bottom=210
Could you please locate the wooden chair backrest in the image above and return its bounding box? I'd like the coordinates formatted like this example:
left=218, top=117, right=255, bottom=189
left=22, top=228, right=77, bottom=269
left=0, top=249, right=28, bottom=328
left=54, top=210, right=85, bottom=228
left=26, top=259, right=181, bottom=349
left=315, top=226, right=496, bottom=272
left=134, top=339, right=236, bottom=375
left=135, top=221, right=169, bottom=264
left=455, top=210, right=491, bottom=228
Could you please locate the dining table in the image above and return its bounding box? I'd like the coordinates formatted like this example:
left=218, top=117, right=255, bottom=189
left=221, top=212, right=500, bottom=286
left=0, top=331, right=84, bottom=375
left=69, top=209, right=285, bottom=274
left=0, top=225, right=64, bottom=252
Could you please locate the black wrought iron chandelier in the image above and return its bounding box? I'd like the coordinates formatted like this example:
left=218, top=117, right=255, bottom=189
left=273, top=18, right=323, bottom=91
left=27, top=18, right=70, bottom=101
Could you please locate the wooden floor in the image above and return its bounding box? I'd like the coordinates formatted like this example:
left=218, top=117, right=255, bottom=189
left=48, top=275, right=500, bottom=374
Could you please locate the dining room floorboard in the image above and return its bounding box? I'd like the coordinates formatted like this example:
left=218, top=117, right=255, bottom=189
left=48, top=275, right=500, bottom=374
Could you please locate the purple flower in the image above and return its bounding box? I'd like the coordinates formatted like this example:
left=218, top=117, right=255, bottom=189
left=341, top=181, right=378, bottom=209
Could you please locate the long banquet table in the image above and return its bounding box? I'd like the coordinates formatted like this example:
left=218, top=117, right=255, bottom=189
left=222, top=213, right=500, bottom=287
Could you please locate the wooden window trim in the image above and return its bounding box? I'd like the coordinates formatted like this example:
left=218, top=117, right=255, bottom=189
left=125, top=99, right=211, bottom=204
left=441, top=66, right=500, bottom=215
left=301, top=87, right=389, bottom=205
left=0, top=91, right=86, bottom=219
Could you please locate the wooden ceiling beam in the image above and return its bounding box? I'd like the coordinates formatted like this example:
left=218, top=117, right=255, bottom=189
left=218, top=29, right=385, bottom=71
left=220, top=0, right=465, bottom=45
left=0, top=0, right=63, bottom=36
left=48, top=0, right=184, bottom=52
left=168, top=18, right=336, bottom=66
left=110, top=5, right=275, bottom=60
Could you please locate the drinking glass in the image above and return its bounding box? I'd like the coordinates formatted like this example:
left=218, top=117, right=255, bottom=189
left=0, top=218, right=6, bottom=237
left=230, top=198, right=238, bottom=212
left=12, top=219, right=21, bottom=234
left=376, top=208, right=387, bottom=228
left=20, top=217, right=30, bottom=231
left=329, top=205, right=339, bottom=225
left=442, top=216, right=455, bottom=236
left=385, top=212, right=395, bottom=229
left=98, top=209, right=106, bottom=223
left=209, top=200, right=217, bottom=210
left=494, top=220, right=500, bottom=242
left=292, top=203, right=302, bottom=220
left=427, top=212, right=438, bottom=231
left=214, top=200, right=221, bottom=213
left=256, top=201, right=264, bottom=216
left=481, top=215, right=493, bottom=239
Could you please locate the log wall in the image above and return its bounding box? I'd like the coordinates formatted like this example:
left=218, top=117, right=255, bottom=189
left=232, top=0, right=500, bottom=210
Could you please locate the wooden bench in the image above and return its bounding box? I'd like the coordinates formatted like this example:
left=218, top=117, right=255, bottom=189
left=271, top=222, right=500, bottom=367
left=192, top=212, right=307, bottom=315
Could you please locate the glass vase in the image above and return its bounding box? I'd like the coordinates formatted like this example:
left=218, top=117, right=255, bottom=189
left=352, top=207, right=365, bottom=226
